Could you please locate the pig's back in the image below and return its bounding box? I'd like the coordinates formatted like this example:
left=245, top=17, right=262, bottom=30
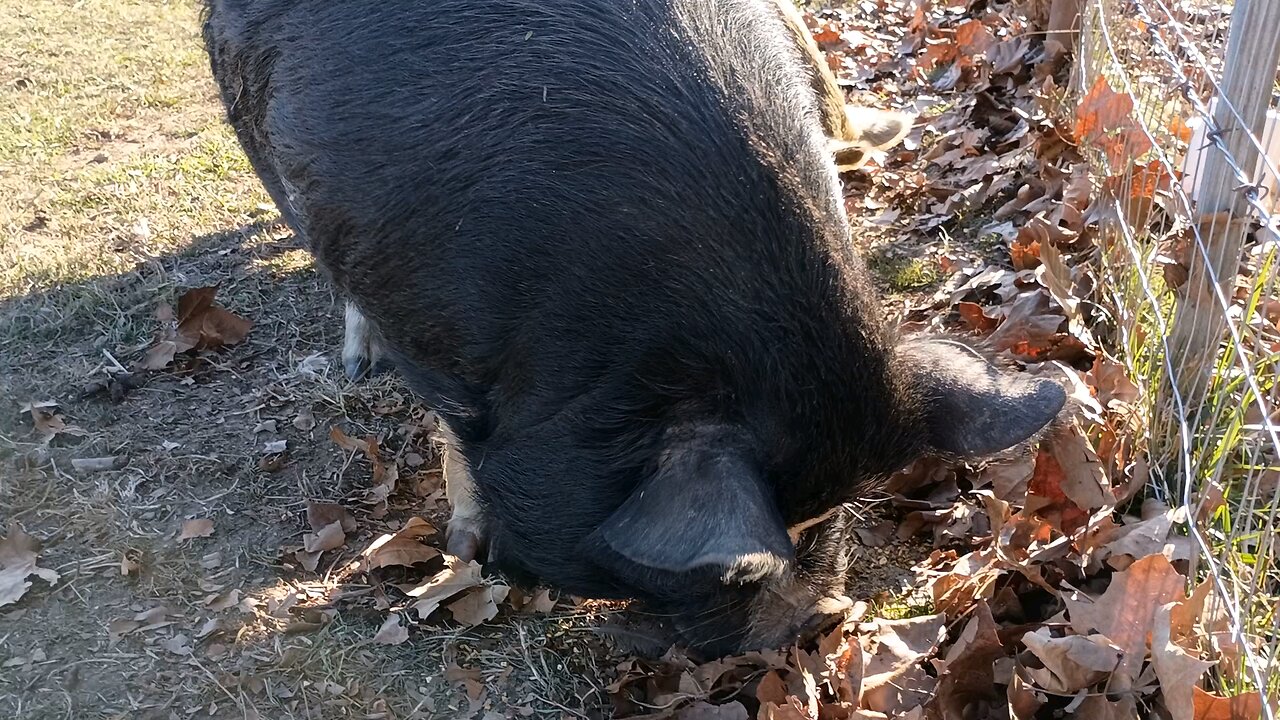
left=209, top=0, right=897, bottom=450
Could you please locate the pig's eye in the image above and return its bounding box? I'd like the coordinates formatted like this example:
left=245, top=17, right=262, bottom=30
left=583, top=425, right=793, bottom=584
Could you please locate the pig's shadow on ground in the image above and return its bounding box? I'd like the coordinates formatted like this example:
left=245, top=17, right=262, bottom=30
left=1, top=219, right=618, bottom=715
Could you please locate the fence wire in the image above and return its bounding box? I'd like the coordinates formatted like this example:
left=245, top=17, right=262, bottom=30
left=1072, top=0, right=1280, bottom=711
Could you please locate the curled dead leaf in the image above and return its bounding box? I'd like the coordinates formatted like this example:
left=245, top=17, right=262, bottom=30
left=362, top=518, right=440, bottom=571
left=448, top=584, right=510, bottom=626
left=406, top=556, right=484, bottom=619
left=373, top=614, right=410, bottom=645
left=927, top=603, right=1003, bottom=718
left=329, top=426, right=371, bottom=455
left=1020, top=628, right=1121, bottom=693
left=0, top=525, right=59, bottom=607
left=303, top=520, right=346, bottom=554
left=1152, top=603, right=1214, bottom=720
left=306, top=501, right=356, bottom=534
left=175, top=286, right=252, bottom=350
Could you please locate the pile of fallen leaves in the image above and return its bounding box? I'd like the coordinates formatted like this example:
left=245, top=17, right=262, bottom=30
left=564, top=0, right=1259, bottom=717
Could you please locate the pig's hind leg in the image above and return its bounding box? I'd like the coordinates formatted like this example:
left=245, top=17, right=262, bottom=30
left=438, top=420, right=487, bottom=562
left=341, top=301, right=394, bottom=380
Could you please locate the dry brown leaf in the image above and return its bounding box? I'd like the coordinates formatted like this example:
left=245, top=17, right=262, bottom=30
left=1191, top=687, right=1263, bottom=720
left=329, top=426, right=371, bottom=455
left=407, top=556, right=484, bottom=619
left=926, top=603, right=1003, bottom=719
left=1020, top=629, right=1121, bottom=692
left=1152, top=603, right=1214, bottom=720
left=954, top=19, right=994, bottom=58
left=207, top=588, right=241, bottom=613
left=362, top=519, right=440, bottom=571
left=136, top=605, right=173, bottom=625
left=1103, top=508, right=1184, bottom=566
left=448, top=584, right=510, bottom=626
left=1088, top=354, right=1140, bottom=409
left=373, top=614, right=410, bottom=645
left=175, top=286, right=252, bottom=350
left=986, top=290, right=1087, bottom=364
left=303, top=520, right=346, bottom=554
left=1042, top=423, right=1111, bottom=513
left=509, top=586, right=558, bottom=615
left=1023, top=448, right=1091, bottom=535
left=140, top=340, right=185, bottom=370
left=1007, top=672, right=1043, bottom=720
left=306, top=501, right=356, bottom=534
left=757, top=670, right=790, bottom=707
left=1023, top=424, right=1110, bottom=536
left=195, top=617, right=220, bottom=640
left=162, top=632, right=193, bottom=656
left=179, top=518, right=215, bottom=541
left=1168, top=580, right=1213, bottom=647
left=815, top=624, right=863, bottom=704
left=1064, top=554, right=1188, bottom=683
left=1075, top=693, right=1141, bottom=719
left=988, top=36, right=1030, bottom=74
left=863, top=615, right=947, bottom=676
left=0, top=526, right=59, bottom=607
left=981, top=456, right=1036, bottom=504
left=861, top=662, right=934, bottom=716
left=955, top=302, right=999, bottom=333
left=108, top=618, right=142, bottom=642
left=1074, top=77, right=1151, bottom=168
left=1037, top=240, right=1080, bottom=325
left=759, top=698, right=812, bottom=720
left=364, top=536, right=439, bottom=570
left=860, top=615, right=945, bottom=714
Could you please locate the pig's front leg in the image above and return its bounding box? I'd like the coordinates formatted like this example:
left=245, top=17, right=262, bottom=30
left=342, top=301, right=393, bottom=380
left=438, top=420, right=486, bottom=561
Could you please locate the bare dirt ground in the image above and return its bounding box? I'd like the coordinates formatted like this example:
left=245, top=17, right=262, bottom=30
left=0, top=2, right=941, bottom=718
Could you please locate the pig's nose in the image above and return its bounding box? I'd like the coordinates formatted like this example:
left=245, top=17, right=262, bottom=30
left=798, top=594, right=853, bottom=638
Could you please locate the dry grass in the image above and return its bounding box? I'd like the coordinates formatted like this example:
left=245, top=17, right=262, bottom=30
left=0, top=2, right=619, bottom=718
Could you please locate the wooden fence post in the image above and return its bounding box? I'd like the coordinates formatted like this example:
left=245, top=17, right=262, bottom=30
left=1167, top=0, right=1280, bottom=408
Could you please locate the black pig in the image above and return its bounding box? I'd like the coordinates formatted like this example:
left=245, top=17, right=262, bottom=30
left=203, top=0, right=1064, bottom=654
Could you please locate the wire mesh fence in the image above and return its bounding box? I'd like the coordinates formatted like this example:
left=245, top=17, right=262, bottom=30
left=1070, top=0, right=1280, bottom=711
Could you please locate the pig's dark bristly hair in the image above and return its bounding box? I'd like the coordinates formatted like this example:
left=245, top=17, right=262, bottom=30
left=202, top=0, right=1064, bottom=652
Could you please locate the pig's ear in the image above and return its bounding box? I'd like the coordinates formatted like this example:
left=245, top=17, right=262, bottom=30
left=590, top=430, right=792, bottom=583
left=902, top=338, right=1067, bottom=458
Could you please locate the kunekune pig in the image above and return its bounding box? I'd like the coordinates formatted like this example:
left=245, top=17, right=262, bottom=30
left=202, top=0, right=1066, bottom=654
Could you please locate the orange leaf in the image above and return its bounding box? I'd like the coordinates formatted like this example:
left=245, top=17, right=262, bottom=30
left=1191, top=687, right=1263, bottom=720
left=955, top=19, right=994, bottom=57
left=1168, top=115, right=1193, bottom=144
left=175, top=286, right=252, bottom=350
left=1074, top=77, right=1135, bottom=142
left=812, top=22, right=842, bottom=46
left=956, top=302, right=999, bottom=333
